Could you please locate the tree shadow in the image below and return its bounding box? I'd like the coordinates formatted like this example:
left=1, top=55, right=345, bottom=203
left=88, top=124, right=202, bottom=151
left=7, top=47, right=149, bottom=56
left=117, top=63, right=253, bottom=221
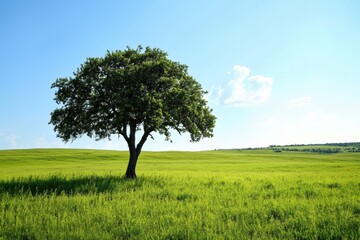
left=0, top=174, right=146, bottom=196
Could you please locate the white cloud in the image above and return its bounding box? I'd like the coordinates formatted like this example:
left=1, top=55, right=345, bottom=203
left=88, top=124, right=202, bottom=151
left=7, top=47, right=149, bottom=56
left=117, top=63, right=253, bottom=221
left=35, top=137, right=45, bottom=148
left=288, top=96, right=313, bottom=107
left=210, top=65, right=273, bottom=107
left=7, top=134, right=20, bottom=148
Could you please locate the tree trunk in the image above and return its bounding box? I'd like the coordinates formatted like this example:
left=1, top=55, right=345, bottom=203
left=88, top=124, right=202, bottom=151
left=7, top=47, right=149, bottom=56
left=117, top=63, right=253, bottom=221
left=125, top=146, right=138, bottom=179
left=124, top=124, right=152, bottom=179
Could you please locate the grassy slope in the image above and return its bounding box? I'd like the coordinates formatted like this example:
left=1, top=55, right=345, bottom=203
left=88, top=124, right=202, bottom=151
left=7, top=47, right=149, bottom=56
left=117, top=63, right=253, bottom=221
left=0, top=149, right=359, bottom=239
left=1, top=148, right=358, bottom=177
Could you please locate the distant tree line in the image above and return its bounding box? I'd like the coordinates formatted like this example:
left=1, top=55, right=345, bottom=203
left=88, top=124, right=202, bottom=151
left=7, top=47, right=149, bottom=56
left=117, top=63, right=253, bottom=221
left=269, top=142, right=360, bottom=153
left=215, top=142, right=360, bottom=153
left=269, top=142, right=360, bottom=148
left=271, top=148, right=343, bottom=153
left=345, top=147, right=360, bottom=152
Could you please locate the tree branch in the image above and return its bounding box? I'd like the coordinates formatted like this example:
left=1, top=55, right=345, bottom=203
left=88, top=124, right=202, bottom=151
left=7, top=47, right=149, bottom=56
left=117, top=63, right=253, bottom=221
left=117, top=124, right=129, bottom=143
left=122, top=124, right=128, bottom=139
left=136, top=127, right=154, bottom=155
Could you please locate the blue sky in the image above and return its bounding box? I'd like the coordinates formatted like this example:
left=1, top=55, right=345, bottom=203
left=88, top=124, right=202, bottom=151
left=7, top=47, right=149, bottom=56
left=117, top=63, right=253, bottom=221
left=0, top=0, right=359, bottom=151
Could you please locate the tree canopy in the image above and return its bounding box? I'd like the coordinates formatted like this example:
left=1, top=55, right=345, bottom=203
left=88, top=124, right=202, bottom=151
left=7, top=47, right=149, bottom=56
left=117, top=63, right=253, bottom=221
left=50, top=46, right=216, bottom=178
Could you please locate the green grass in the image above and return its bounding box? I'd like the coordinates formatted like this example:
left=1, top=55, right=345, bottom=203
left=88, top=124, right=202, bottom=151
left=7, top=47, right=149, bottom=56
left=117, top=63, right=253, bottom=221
left=0, top=149, right=359, bottom=239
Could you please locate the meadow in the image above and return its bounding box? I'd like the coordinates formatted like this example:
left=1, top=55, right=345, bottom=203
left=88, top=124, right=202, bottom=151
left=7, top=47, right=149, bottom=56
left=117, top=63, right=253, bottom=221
left=0, top=148, right=359, bottom=239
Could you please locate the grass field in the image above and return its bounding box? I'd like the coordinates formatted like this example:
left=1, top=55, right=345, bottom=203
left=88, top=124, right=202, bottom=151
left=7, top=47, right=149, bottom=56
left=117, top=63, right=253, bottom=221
left=0, top=148, right=359, bottom=239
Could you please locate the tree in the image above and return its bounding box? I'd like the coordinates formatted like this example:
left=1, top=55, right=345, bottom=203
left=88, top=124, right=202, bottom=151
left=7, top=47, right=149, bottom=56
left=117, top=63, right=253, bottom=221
left=50, top=46, right=216, bottom=178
